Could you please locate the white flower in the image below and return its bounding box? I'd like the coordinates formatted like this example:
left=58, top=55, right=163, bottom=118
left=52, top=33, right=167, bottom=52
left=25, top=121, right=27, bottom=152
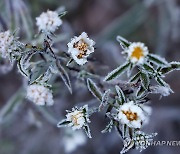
left=0, top=31, right=16, bottom=58
left=66, top=105, right=90, bottom=130
left=118, top=101, right=151, bottom=128
left=125, top=42, right=149, bottom=65
left=36, top=10, right=62, bottom=33
left=27, top=84, right=54, bottom=106
left=63, top=129, right=87, bottom=153
left=67, top=32, right=95, bottom=65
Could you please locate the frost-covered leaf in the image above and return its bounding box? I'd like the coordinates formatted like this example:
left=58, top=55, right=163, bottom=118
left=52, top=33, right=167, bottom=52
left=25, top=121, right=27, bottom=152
left=129, top=72, right=141, bottom=82
left=101, top=120, right=114, bottom=133
left=136, top=86, right=146, bottom=97
left=149, top=85, right=173, bottom=96
left=155, top=76, right=168, bottom=87
left=116, top=36, right=131, bottom=49
left=143, top=63, right=155, bottom=74
left=57, top=119, right=71, bottom=127
left=140, top=71, right=149, bottom=90
left=87, top=78, right=102, bottom=101
left=56, top=60, right=72, bottom=94
left=120, top=138, right=135, bottom=154
left=17, top=56, right=30, bottom=78
left=83, top=125, right=92, bottom=138
left=148, top=54, right=169, bottom=66
left=161, top=61, right=180, bottom=74
left=104, top=62, right=131, bottom=81
left=99, top=89, right=110, bottom=111
left=115, top=85, right=126, bottom=104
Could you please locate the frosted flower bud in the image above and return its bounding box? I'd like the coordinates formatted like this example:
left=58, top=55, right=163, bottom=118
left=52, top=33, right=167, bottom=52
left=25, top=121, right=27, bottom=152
left=67, top=32, right=95, bottom=65
left=36, top=10, right=62, bottom=33
left=27, top=84, right=54, bottom=106
left=0, top=31, right=16, bottom=58
left=125, top=42, right=149, bottom=65
left=118, top=101, right=151, bottom=128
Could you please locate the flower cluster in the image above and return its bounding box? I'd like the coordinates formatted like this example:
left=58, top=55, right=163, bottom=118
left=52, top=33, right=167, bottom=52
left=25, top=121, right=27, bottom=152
left=0, top=31, right=17, bottom=58
left=117, top=101, right=151, bottom=128
left=26, top=84, right=54, bottom=106
left=67, top=32, right=95, bottom=65
left=36, top=10, right=62, bottom=33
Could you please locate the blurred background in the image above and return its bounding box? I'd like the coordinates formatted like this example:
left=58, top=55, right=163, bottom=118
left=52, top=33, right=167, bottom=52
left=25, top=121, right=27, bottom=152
left=0, top=0, right=180, bottom=154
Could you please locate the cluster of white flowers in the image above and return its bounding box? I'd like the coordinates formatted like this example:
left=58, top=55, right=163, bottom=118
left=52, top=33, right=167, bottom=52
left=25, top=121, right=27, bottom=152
left=0, top=31, right=16, bottom=58
left=65, top=105, right=90, bottom=130
left=117, top=101, right=151, bottom=128
left=125, top=42, right=149, bottom=65
left=26, top=84, right=54, bottom=106
left=67, top=32, right=95, bottom=65
left=36, top=10, right=62, bottom=33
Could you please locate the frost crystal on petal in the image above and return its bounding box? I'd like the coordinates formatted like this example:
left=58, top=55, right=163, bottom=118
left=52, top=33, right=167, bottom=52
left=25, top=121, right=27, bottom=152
left=67, top=32, right=95, bottom=65
left=26, top=84, right=54, bottom=106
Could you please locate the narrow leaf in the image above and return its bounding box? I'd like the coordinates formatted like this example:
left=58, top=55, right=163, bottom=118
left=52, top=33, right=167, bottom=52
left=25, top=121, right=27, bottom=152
left=104, top=62, right=130, bottom=81
left=140, top=71, right=150, bottom=90
left=148, top=54, right=169, bottom=66
left=87, top=78, right=102, bottom=101
left=115, top=85, right=126, bottom=104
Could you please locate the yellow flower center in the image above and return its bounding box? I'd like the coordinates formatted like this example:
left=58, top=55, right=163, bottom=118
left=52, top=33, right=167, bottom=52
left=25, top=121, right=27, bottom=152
left=73, top=40, right=88, bottom=59
left=71, top=112, right=83, bottom=126
left=131, top=47, right=144, bottom=60
left=122, top=110, right=138, bottom=121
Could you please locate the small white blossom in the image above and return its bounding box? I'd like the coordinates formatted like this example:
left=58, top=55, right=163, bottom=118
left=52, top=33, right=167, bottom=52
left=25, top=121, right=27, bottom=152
left=63, top=129, right=87, bottom=153
left=0, top=31, right=17, bottom=58
left=66, top=105, right=90, bottom=130
left=117, top=101, right=151, bottom=128
left=67, top=32, right=95, bottom=65
left=27, top=84, right=54, bottom=106
left=36, top=10, right=62, bottom=33
left=125, top=42, right=149, bottom=65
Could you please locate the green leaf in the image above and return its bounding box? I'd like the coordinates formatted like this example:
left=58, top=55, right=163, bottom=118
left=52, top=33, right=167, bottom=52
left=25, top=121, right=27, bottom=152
left=148, top=54, right=168, bottom=66
left=143, top=63, right=155, bottom=74
left=99, top=89, right=110, bottom=111
left=116, top=35, right=131, bottom=49
left=161, top=61, right=180, bottom=74
left=129, top=71, right=141, bottom=82
left=104, top=62, right=131, bottom=81
left=137, top=85, right=146, bottom=97
left=140, top=71, right=150, bottom=90
left=83, top=125, right=92, bottom=138
left=57, top=119, right=70, bottom=127
left=115, top=85, right=126, bottom=104
left=87, top=78, right=102, bottom=101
